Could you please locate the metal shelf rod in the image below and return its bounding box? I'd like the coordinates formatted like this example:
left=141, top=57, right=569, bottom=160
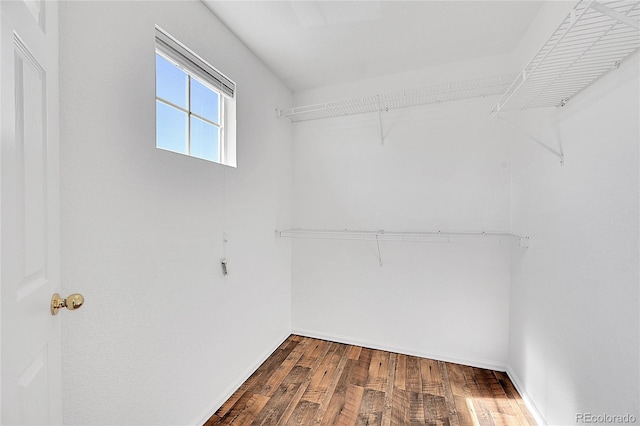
left=276, top=228, right=530, bottom=265
left=276, top=228, right=527, bottom=241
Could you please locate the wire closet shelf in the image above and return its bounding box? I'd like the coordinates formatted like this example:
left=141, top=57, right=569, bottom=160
left=281, top=74, right=517, bottom=122
left=276, top=228, right=528, bottom=244
left=491, top=0, right=640, bottom=116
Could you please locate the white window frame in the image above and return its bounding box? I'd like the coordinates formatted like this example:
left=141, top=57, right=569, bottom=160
left=155, top=26, right=237, bottom=167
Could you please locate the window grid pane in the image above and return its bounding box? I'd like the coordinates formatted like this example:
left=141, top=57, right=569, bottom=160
left=156, top=54, right=188, bottom=109
left=186, top=75, right=222, bottom=161
left=156, top=53, right=223, bottom=164
left=191, top=77, right=220, bottom=125
left=156, top=100, right=188, bottom=155
left=190, top=115, right=220, bottom=162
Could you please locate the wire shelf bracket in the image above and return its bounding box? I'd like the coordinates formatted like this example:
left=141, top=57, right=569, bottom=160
left=375, top=234, right=383, bottom=266
left=496, top=115, right=565, bottom=165
left=377, top=95, right=386, bottom=145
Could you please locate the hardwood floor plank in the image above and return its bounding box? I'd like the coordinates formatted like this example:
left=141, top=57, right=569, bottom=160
left=302, top=342, right=346, bottom=404
left=214, top=380, right=251, bottom=420
left=405, top=356, right=425, bottom=424
left=380, top=353, right=397, bottom=426
left=454, top=395, right=479, bottom=426
left=450, top=363, right=499, bottom=426
left=421, top=358, right=445, bottom=397
left=321, top=344, right=369, bottom=426
left=251, top=366, right=311, bottom=425
left=320, top=359, right=357, bottom=425
left=277, top=340, right=333, bottom=424
left=405, top=356, right=422, bottom=394
left=463, top=366, right=495, bottom=426
left=365, top=348, right=391, bottom=392
left=348, top=345, right=362, bottom=360
left=440, top=362, right=462, bottom=426
left=390, top=388, right=411, bottom=425
left=204, top=336, right=536, bottom=426
left=214, top=337, right=299, bottom=419
left=394, top=354, right=407, bottom=391
left=423, top=393, right=450, bottom=425
left=313, top=344, right=351, bottom=423
left=334, top=384, right=365, bottom=426
left=408, top=391, right=426, bottom=425
left=283, top=365, right=312, bottom=386
left=256, top=337, right=311, bottom=397
left=476, top=369, right=517, bottom=426
left=447, top=363, right=472, bottom=398
left=285, top=400, right=319, bottom=426
left=251, top=383, right=300, bottom=426
left=421, top=358, right=449, bottom=425
left=247, top=338, right=300, bottom=398
left=214, top=392, right=270, bottom=425
left=356, top=389, right=385, bottom=426
left=297, top=338, right=330, bottom=369
left=493, top=371, right=538, bottom=425
left=351, top=348, right=373, bottom=387
left=203, top=414, right=222, bottom=426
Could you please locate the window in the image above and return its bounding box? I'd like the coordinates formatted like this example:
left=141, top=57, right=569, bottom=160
left=155, top=26, right=236, bottom=166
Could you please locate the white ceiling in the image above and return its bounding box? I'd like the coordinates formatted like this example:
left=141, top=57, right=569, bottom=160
left=203, top=1, right=544, bottom=91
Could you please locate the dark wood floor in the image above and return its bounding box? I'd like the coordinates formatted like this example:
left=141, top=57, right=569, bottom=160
left=204, top=335, right=536, bottom=426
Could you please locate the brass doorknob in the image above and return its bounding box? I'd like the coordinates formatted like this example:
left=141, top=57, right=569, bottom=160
left=51, top=293, right=84, bottom=315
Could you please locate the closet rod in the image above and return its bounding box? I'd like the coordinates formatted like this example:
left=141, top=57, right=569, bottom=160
left=276, top=228, right=528, bottom=243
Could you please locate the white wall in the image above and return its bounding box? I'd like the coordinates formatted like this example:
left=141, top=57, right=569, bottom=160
left=504, top=2, right=640, bottom=423
left=507, top=49, right=640, bottom=426
left=59, top=2, right=292, bottom=424
left=291, top=55, right=518, bottom=369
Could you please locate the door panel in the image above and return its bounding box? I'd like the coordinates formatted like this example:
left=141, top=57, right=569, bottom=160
left=17, top=349, right=49, bottom=425
left=1, top=1, right=61, bottom=424
left=16, top=34, right=47, bottom=301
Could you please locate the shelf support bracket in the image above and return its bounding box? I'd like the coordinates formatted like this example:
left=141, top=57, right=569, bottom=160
left=377, top=95, right=385, bottom=145
left=496, top=115, right=564, bottom=165
left=589, top=1, right=640, bottom=30
left=375, top=234, right=383, bottom=266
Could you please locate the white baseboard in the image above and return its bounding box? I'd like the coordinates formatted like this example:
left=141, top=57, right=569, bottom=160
left=292, top=327, right=507, bottom=372
left=190, top=331, right=291, bottom=426
left=506, top=366, right=547, bottom=426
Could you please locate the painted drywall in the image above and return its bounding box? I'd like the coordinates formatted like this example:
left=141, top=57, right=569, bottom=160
left=291, top=55, right=518, bottom=368
left=59, top=2, right=292, bottom=424
left=507, top=46, right=640, bottom=426
left=504, top=2, right=640, bottom=423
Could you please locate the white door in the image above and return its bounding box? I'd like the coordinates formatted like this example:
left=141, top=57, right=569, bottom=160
left=1, top=0, right=62, bottom=424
